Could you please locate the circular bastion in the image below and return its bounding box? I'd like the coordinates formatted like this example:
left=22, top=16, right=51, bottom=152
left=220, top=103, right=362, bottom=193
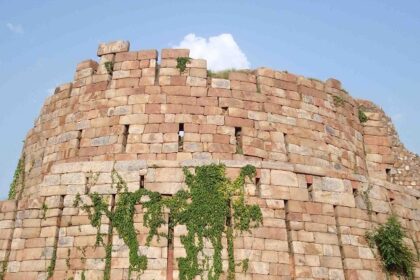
left=0, top=40, right=418, bottom=280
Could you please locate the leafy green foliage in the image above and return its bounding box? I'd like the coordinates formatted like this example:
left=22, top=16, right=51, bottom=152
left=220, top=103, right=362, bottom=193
left=333, top=95, right=345, bottom=107
left=366, top=215, right=415, bottom=279
left=75, top=170, right=166, bottom=278
left=358, top=108, right=368, bottom=123
left=8, top=155, right=25, bottom=199
left=103, top=244, right=112, bottom=280
left=176, top=57, right=191, bottom=73
left=240, top=258, right=249, bottom=273
left=104, top=61, right=114, bottom=74
left=168, top=164, right=262, bottom=280
left=76, top=165, right=261, bottom=280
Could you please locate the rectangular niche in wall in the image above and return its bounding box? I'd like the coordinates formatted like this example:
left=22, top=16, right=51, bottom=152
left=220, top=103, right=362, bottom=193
left=178, top=123, right=184, bottom=152
left=235, top=127, right=242, bottom=154
left=122, top=125, right=129, bottom=152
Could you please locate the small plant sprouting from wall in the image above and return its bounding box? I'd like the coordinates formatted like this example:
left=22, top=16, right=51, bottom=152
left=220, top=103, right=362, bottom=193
left=358, top=107, right=368, bottom=123
left=41, top=202, right=48, bottom=220
left=8, top=154, right=25, bottom=199
left=75, top=164, right=262, bottom=280
left=176, top=57, right=191, bottom=73
left=104, top=61, right=114, bottom=75
left=333, top=95, right=345, bottom=107
left=366, top=215, right=415, bottom=279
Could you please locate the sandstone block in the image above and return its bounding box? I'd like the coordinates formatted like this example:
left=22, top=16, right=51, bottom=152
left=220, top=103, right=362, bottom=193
left=138, top=49, right=158, bottom=60
left=211, top=78, right=231, bottom=89
left=161, top=49, right=190, bottom=59
left=61, top=173, right=86, bottom=185
left=271, top=170, right=298, bottom=186
left=97, top=40, right=130, bottom=56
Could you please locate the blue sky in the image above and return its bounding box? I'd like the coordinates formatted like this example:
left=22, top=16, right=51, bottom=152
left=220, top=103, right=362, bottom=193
left=0, top=0, right=419, bottom=199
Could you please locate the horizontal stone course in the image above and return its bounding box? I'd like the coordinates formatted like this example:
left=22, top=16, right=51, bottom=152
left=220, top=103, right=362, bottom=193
left=2, top=41, right=419, bottom=279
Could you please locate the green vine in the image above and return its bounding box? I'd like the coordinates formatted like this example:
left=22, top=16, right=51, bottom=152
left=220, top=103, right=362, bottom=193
left=74, top=170, right=166, bottom=278
left=66, top=249, right=70, bottom=269
left=0, top=261, right=7, bottom=280
left=358, top=107, right=368, bottom=123
left=75, top=164, right=261, bottom=280
left=171, top=164, right=262, bottom=280
left=8, top=154, right=25, bottom=199
left=47, top=241, right=57, bottom=279
left=103, top=244, right=112, bottom=280
left=366, top=215, right=415, bottom=279
left=176, top=57, right=191, bottom=73
left=104, top=61, right=114, bottom=74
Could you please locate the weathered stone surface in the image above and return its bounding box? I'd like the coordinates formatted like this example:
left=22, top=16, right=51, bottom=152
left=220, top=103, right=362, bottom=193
left=2, top=42, right=418, bottom=280
left=211, top=78, right=230, bottom=89
left=97, top=40, right=130, bottom=56
left=271, top=170, right=298, bottom=186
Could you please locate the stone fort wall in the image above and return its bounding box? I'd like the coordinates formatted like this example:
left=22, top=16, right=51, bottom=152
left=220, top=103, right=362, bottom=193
left=0, top=40, right=419, bottom=280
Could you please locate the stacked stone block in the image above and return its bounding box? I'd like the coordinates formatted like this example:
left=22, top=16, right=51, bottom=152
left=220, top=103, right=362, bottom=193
left=16, top=41, right=393, bottom=199
left=1, top=40, right=419, bottom=279
left=4, top=196, right=62, bottom=280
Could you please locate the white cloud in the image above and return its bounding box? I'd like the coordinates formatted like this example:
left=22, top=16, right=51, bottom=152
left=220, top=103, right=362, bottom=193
left=6, top=23, right=24, bottom=34
left=174, top=33, right=250, bottom=71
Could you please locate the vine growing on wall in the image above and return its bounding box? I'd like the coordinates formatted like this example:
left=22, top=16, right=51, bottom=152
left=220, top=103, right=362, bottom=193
left=8, top=154, right=25, bottom=199
left=47, top=242, right=57, bottom=279
left=74, top=170, right=166, bottom=279
left=75, top=164, right=262, bottom=280
left=366, top=215, right=415, bottom=279
left=0, top=261, right=7, bottom=280
left=159, top=164, right=262, bottom=280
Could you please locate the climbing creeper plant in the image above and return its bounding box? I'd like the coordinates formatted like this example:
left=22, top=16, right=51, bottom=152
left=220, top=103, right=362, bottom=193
left=0, top=261, right=7, bottom=280
left=75, top=164, right=262, bottom=280
left=74, top=169, right=166, bottom=279
left=165, top=164, right=262, bottom=280
left=8, top=154, right=25, bottom=199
